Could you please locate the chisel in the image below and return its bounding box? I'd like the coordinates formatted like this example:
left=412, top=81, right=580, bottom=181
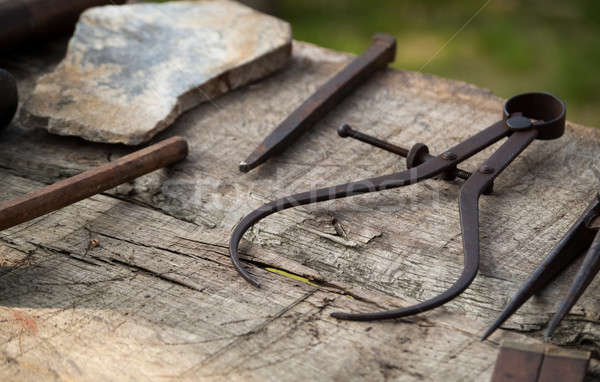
left=239, top=33, right=397, bottom=173
left=0, top=136, right=188, bottom=231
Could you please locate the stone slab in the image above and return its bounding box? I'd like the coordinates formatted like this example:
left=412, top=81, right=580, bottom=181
left=23, top=0, right=291, bottom=145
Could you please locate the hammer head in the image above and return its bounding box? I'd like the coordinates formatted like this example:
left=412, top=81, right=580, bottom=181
left=0, top=68, right=18, bottom=128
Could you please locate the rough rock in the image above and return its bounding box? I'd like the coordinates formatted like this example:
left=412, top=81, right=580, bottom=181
left=23, top=0, right=291, bottom=145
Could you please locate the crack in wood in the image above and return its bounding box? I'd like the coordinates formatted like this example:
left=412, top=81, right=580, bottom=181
left=187, top=289, right=317, bottom=375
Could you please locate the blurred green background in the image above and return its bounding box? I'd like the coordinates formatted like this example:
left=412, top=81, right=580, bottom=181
left=242, top=0, right=599, bottom=127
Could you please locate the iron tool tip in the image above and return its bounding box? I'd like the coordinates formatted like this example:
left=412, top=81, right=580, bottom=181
left=481, top=308, right=519, bottom=342
left=480, top=325, right=498, bottom=341
left=544, top=318, right=561, bottom=340
left=239, top=161, right=250, bottom=173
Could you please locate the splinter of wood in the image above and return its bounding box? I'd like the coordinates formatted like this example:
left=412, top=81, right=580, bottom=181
left=0, top=136, right=188, bottom=231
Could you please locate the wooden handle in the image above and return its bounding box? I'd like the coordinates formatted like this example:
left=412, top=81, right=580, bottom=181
left=0, top=136, right=188, bottom=231
left=0, top=0, right=126, bottom=51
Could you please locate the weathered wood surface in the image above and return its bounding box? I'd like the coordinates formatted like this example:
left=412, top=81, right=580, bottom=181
left=1, top=37, right=600, bottom=381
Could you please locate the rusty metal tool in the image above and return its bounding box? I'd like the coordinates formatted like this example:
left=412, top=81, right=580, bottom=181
left=0, top=68, right=18, bottom=128
left=239, top=33, right=397, bottom=173
left=483, top=193, right=600, bottom=340
left=0, top=136, right=188, bottom=231
left=337, top=124, right=478, bottom=184
left=0, top=0, right=126, bottom=52
left=230, top=92, right=566, bottom=321
left=491, top=341, right=589, bottom=382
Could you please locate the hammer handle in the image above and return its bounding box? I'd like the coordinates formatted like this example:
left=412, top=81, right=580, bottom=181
left=0, top=0, right=126, bottom=51
left=0, top=136, right=188, bottom=231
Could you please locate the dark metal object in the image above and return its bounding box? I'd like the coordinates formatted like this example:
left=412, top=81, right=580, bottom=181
left=491, top=341, right=589, bottom=382
left=337, top=124, right=473, bottom=181
left=0, top=1, right=126, bottom=127
left=0, top=0, right=126, bottom=52
left=0, top=68, right=18, bottom=128
left=482, top=193, right=600, bottom=340
left=229, top=92, right=566, bottom=321
left=239, top=33, right=397, bottom=173
left=0, top=137, right=188, bottom=232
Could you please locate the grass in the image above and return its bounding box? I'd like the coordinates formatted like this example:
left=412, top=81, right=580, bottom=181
left=269, top=0, right=600, bottom=127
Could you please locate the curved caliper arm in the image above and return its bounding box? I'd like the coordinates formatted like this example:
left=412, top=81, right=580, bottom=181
left=229, top=121, right=510, bottom=320
left=457, top=129, right=539, bottom=306
left=230, top=161, right=448, bottom=287
left=333, top=129, right=539, bottom=320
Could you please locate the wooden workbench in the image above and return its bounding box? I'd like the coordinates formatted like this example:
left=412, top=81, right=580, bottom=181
left=1, top=39, right=599, bottom=381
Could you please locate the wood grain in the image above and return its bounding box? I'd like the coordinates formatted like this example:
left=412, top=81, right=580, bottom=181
left=0, top=38, right=599, bottom=381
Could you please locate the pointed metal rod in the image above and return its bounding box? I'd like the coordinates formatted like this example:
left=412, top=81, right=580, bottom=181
left=239, top=34, right=397, bottom=173
left=482, top=195, right=600, bottom=341
left=545, top=229, right=600, bottom=338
